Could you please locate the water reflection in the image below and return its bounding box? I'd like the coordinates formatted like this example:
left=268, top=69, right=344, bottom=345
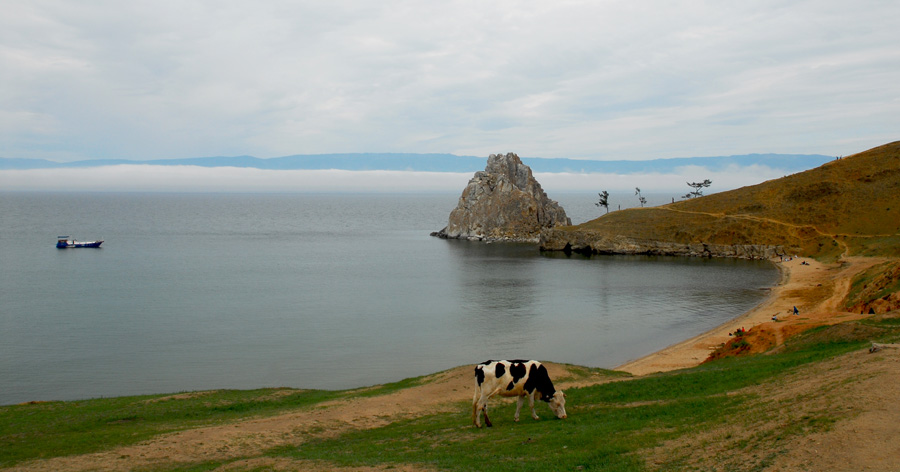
left=444, top=240, right=543, bottom=352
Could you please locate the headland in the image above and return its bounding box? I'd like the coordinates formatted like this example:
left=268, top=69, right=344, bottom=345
left=538, top=141, right=900, bottom=367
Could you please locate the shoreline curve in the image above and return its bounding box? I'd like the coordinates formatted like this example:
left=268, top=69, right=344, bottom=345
left=615, top=255, right=873, bottom=376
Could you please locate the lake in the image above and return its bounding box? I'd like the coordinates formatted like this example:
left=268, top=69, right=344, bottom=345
left=0, top=192, right=778, bottom=405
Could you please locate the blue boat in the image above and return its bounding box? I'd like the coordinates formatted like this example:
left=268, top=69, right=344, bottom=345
left=57, top=236, right=103, bottom=248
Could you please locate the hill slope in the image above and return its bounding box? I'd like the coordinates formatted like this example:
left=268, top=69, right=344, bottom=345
left=543, top=141, right=900, bottom=260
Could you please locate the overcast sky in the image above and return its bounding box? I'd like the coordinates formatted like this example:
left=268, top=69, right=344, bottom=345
left=1, top=0, right=898, bottom=164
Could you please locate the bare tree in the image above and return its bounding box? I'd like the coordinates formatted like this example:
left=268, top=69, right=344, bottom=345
left=635, top=187, right=647, bottom=207
left=682, top=179, right=712, bottom=199
left=595, top=190, right=610, bottom=214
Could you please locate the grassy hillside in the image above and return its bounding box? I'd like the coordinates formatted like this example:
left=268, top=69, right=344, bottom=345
left=3, top=314, right=899, bottom=471
left=564, top=141, right=900, bottom=260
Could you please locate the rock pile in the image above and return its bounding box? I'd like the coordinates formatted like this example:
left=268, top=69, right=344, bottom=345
left=432, top=152, right=571, bottom=242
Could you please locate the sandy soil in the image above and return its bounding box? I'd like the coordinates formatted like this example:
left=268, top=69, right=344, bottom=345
left=7, top=256, right=898, bottom=472
left=617, top=256, right=885, bottom=375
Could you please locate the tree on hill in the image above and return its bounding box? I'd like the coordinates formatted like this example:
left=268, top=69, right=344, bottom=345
left=596, top=190, right=610, bottom=214
left=683, top=179, right=712, bottom=199
left=635, top=187, right=647, bottom=207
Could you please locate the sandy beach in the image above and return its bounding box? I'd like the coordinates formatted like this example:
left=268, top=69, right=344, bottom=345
left=617, top=255, right=882, bottom=375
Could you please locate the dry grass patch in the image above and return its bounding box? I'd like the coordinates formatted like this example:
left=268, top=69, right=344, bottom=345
left=559, top=141, right=900, bottom=260
left=650, top=345, right=900, bottom=472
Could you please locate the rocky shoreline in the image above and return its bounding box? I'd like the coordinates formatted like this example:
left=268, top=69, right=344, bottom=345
left=430, top=230, right=542, bottom=243
left=539, top=229, right=785, bottom=260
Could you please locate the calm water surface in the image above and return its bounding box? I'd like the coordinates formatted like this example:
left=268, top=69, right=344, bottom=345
left=0, top=193, right=778, bottom=405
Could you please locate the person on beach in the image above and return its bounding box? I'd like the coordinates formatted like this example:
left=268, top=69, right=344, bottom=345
left=793, top=306, right=799, bottom=315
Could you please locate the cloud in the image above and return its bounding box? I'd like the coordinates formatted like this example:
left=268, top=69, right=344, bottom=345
left=1, top=1, right=898, bottom=163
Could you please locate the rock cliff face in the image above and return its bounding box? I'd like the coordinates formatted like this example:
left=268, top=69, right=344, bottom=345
left=433, top=153, right=571, bottom=242
left=540, top=229, right=784, bottom=260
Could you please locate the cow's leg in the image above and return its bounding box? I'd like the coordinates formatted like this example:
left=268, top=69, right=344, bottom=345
left=480, top=387, right=505, bottom=428
left=473, top=391, right=494, bottom=428
left=514, top=395, right=525, bottom=422
left=472, top=391, right=482, bottom=427
left=529, top=391, right=540, bottom=420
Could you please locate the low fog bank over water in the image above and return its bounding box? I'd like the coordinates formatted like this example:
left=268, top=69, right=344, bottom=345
left=0, top=163, right=799, bottom=195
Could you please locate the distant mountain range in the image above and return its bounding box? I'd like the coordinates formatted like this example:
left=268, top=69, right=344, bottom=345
left=0, top=152, right=835, bottom=174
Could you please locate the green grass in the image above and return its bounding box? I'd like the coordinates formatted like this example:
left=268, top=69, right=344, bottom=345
left=271, top=322, right=892, bottom=471
left=0, top=388, right=342, bottom=467
left=348, top=370, right=447, bottom=398
left=558, top=363, right=633, bottom=381
left=0, top=369, right=477, bottom=467
left=3, top=317, right=898, bottom=470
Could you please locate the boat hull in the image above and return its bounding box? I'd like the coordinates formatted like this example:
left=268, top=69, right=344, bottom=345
left=56, top=239, right=103, bottom=248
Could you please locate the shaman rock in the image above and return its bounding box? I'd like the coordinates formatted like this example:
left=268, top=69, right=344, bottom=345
left=433, top=152, right=571, bottom=242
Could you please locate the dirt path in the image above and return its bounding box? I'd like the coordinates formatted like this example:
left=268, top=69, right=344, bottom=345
left=6, top=364, right=599, bottom=472
left=649, top=340, right=900, bottom=471
left=659, top=207, right=899, bottom=254
left=768, top=346, right=900, bottom=471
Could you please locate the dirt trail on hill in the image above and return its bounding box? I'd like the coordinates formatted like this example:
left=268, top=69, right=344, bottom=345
left=660, top=207, right=899, bottom=243
left=5, top=364, right=600, bottom=472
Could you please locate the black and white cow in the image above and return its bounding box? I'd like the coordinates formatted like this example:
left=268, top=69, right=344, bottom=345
left=472, top=359, right=567, bottom=428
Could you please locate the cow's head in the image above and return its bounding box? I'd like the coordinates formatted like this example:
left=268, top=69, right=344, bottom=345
left=548, top=390, right=567, bottom=419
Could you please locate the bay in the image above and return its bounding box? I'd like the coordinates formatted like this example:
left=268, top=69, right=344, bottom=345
left=0, top=192, right=778, bottom=405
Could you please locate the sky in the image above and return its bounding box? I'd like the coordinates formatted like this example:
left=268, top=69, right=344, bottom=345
left=2, top=0, right=898, bottom=165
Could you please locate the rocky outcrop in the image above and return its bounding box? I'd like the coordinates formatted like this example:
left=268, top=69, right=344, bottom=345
left=432, top=152, right=571, bottom=242
left=846, top=262, right=900, bottom=314
left=540, top=229, right=785, bottom=260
